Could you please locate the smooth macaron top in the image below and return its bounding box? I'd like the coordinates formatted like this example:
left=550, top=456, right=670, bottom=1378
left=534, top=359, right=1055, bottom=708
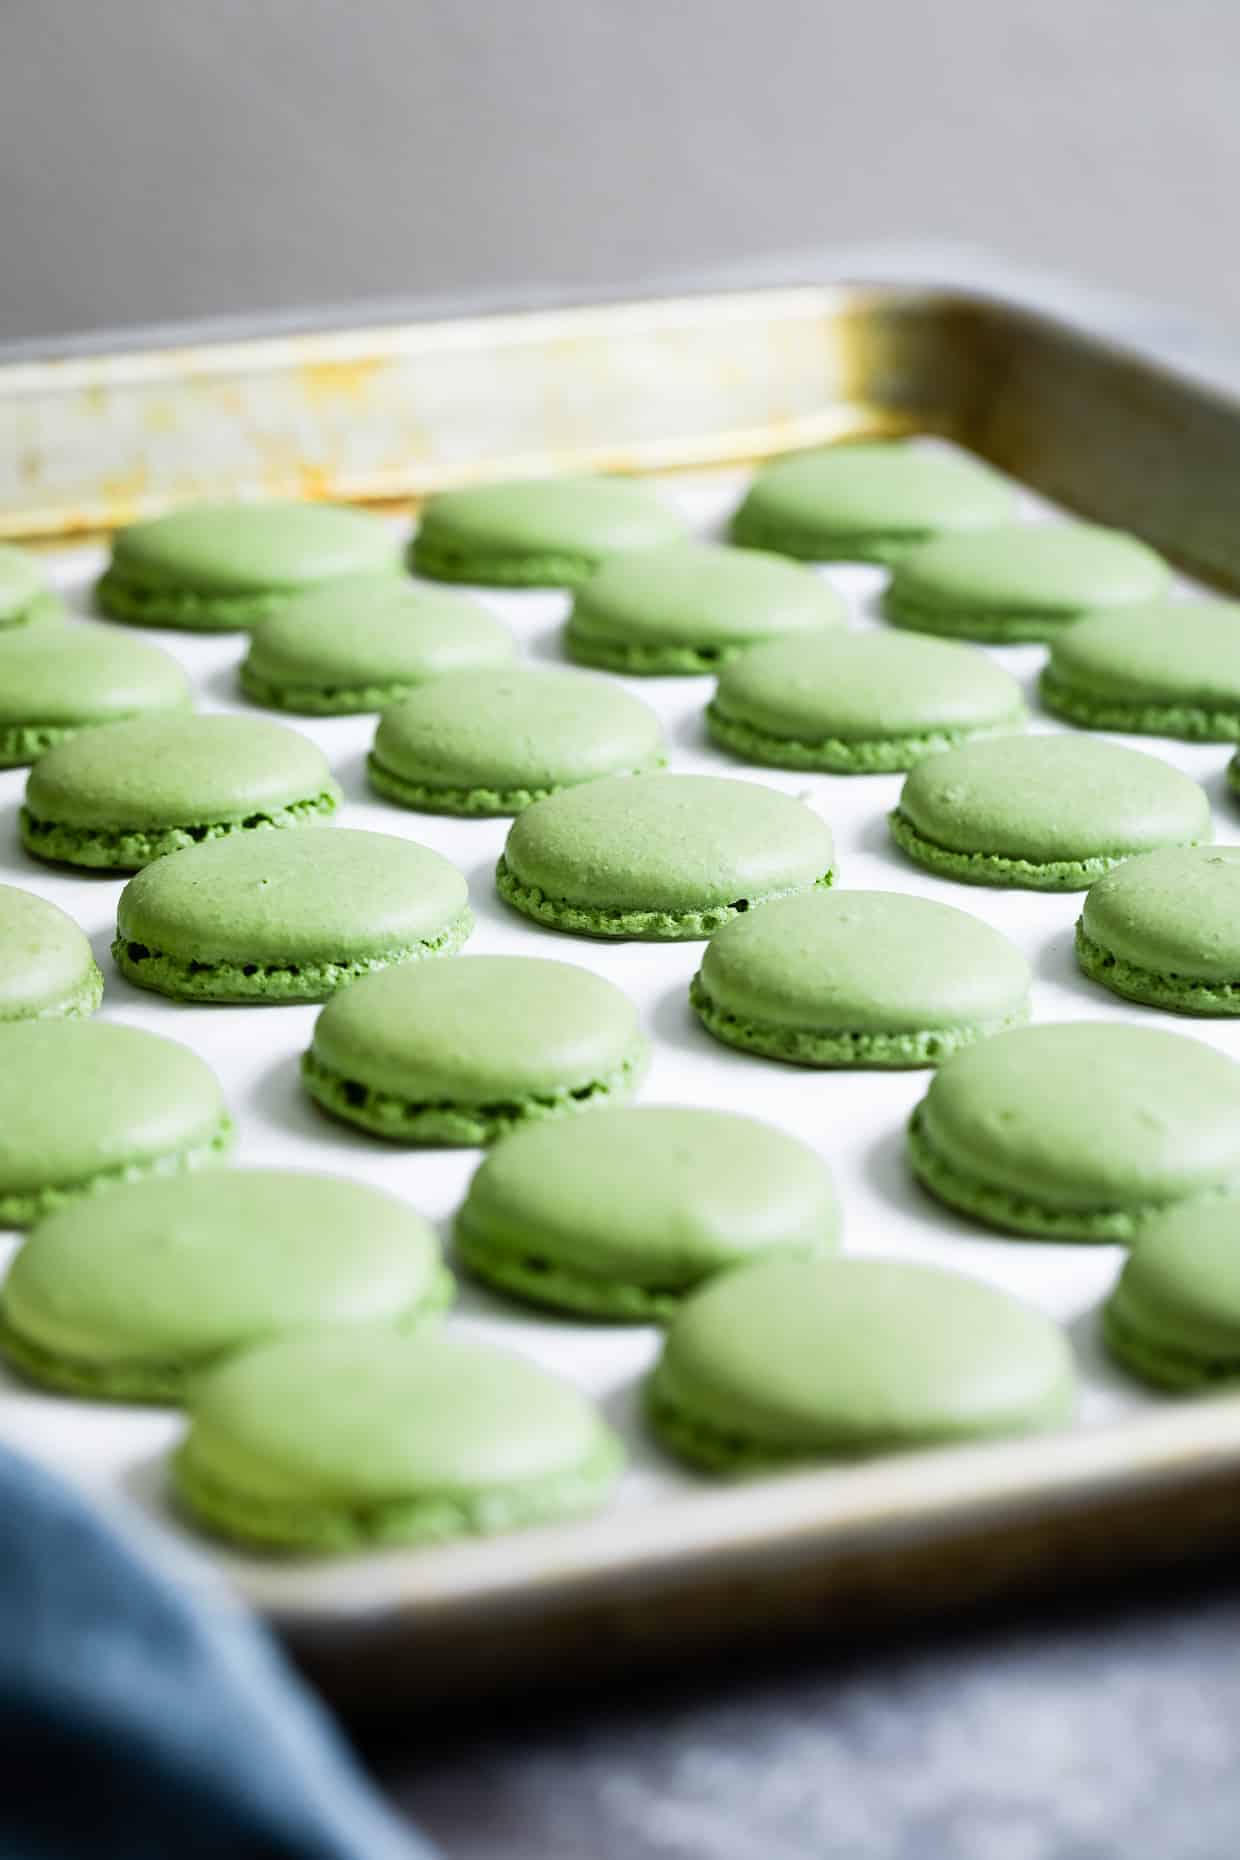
left=915, top=1022, right=1240, bottom=1212
left=0, top=887, right=100, bottom=1020
left=413, top=475, right=688, bottom=581
left=116, top=828, right=469, bottom=967
left=1079, top=846, right=1240, bottom=984
left=730, top=442, right=1018, bottom=557
left=502, top=773, right=835, bottom=915
left=697, top=890, right=1032, bottom=1035
left=0, top=622, right=190, bottom=725
left=1106, top=1198, right=1240, bottom=1365
left=887, top=523, right=1170, bottom=622
left=896, top=734, right=1210, bottom=865
left=652, top=1255, right=1075, bottom=1458
left=107, top=501, right=401, bottom=595
left=0, top=1021, right=229, bottom=1201
left=309, top=955, right=645, bottom=1103
left=1, top=1171, right=445, bottom=1376
left=566, top=541, right=846, bottom=651
left=1043, top=599, right=1240, bottom=705
left=25, top=713, right=338, bottom=830
left=0, top=546, right=49, bottom=624
left=459, top=1106, right=840, bottom=1286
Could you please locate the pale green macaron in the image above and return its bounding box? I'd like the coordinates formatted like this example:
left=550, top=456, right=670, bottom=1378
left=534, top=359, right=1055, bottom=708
left=564, top=541, right=846, bottom=674
left=908, top=1021, right=1240, bottom=1242
left=0, top=545, right=63, bottom=629
left=412, top=475, right=688, bottom=587
left=1077, top=845, right=1240, bottom=1015
left=456, top=1106, right=840, bottom=1319
left=1102, top=1198, right=1240, bottom=1389
left=0, top=1170, right=451, bottom=1403
left=0, top=621, right=190, bottom=766
left=173, top=1326, right=624, bottom=1550
left=1040, top=599, right=1240, bottom=740
left=707, top=629, right=1026, bottom=772
left=369, top=665, right=665, bottom=815
left=0, top=886, right=103, bottom=1022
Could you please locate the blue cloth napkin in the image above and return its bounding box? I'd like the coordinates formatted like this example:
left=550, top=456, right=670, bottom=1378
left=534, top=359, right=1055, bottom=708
left=0, top=1443, right=438, bottom=1860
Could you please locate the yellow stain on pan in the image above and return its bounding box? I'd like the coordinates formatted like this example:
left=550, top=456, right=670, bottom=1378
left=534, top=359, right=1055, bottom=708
left=296, top=358, right=387, bottom=405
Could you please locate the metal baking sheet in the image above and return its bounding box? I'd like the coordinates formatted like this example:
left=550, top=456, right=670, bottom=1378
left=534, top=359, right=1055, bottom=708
left=4, top=288, right=1240, bottom=1705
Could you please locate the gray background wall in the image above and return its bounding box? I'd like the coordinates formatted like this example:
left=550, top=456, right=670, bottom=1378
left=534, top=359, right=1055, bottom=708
left=3, top=0, right=1239, bottom=345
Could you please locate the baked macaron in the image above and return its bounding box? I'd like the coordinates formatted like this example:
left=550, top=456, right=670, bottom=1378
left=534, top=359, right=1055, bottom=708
left=0, top=621, right=190, bottom=767
left=1076, top=845, right=1240, bottom=1015
left=889, top=734, right=1210, bottom=890
left=0, top=1170, right=450, bottom=1403
left=706, top=629, right=1025, bottom=773
left=411, top=474, right=688, bottom=587
left=0, top=1021, right=232, bottom=1228
left=563, top=540, right=846, bottom=674
left=239, top=576, right=515, bottom=714
left=1102, top=1199, right=1240, bottom=1389
left=369, top=665, right=665, bottom=816
left=173, top=1327, right=623, bottom=1551
left=21, top=713, right=340, bottom=871
left=303, top=954, right=648, bottom=1145
left=907, top=1021, right=1240, bottom=1242
left=456, top=1106, right=840, bottom=1320
left=96, top=500, right=402, bottom=631
left=1041, top=600, right=1240, bottom=740
left=646, top=1256, right=1075, bottom=1472
left=883, top=522, right=1170, bottom=642
left=691, top=890, right=1031, bottom=1068
left=114, top=828, right=470, bottom=1004
left=0, top=886, right=103, bottom=1022
left=0, top=545, right=62, bottom=629
left=729, top=441, right=1017, bottom=564
left=497, top=772, right=835, bottom=940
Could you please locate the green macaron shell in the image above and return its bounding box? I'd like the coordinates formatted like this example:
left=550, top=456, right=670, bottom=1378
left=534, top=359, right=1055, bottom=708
left=114, top=828, right=471, bottom=1003
left=173, top=1327, right=623, bottom=1550
left=691, top=890, right=1031, bottom=1068
left=563, top=541, right=846, bottom=674
left=0, top=1021, right=232, bottom=1228
left=412, top=475, right=688, bottom=587
left=97, top=501, right=402, bottom=631
left=890, top=734, right=1210, bottom=891
left=1101, top=1199, right=1240, bottom=1389
left=908, top=1021, right=1240, bottom=1241
left=0, top=886, right=103, bottom=1021
left=21, top=713, right=340, bottom=870
left=647, top=1255, right=1075, bottom=1471
left=0, top=1170, right=451, bottom=1403
left=729, top=442, right=1018, bottom=563
left=304, top=954, right=648, bottom=1145
left=369, top=666, right=666, bottom=817
left=239, top=576, right=516, bottom=714
left=1039, top=599, right=1240, bottom=740
left=884, top=522, right=1171, bottom=642
left=1076, top=846, right=1240, bottom=1014
left=0, top=546, right=56, bottom=628
left=456, top=1106, right=840, bottom=1320
left=706, top=630, right=1027, bottom=773
left=498, top=773, right=836, bottom=940
left=0, top=621, right=191, bottom=766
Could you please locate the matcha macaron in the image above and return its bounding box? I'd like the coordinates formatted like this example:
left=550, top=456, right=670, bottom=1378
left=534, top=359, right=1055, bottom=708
left=563, top=541, right=846, bottom=674
left=1102, top=1199, right=1240, bottom=1389
left=908, top=1021, right=1240, bottom=1242
left=0, top=1170, right=451, bottom=1403
left=0, top=545, right=61, bottom=629
left=0, top=621, right=190, bottom=767
left=691, top=890, right=1031, bottom=1068
left=0, top=886, right=103, bottom=1021
left=1076, top=846, right=1240, bottom=1015
left=456, top=1106, right=840, bottom=1319
left=0, top=1021, right=232, bottom=1228
left=239, top=576, right=515, bottom=714
left=369, top=665, right=665, bottom=816
left=498, top=772, right=835, bottom=940
left=22, top=713, right=340, bottom=871
left=647, top=1256, right=1075, bottom=1472
left=729, top=442, right=1017, bottom=564
left=97, top=500, right=402, bottom=631
left=115, top=828, right=470, bottom=1003
left=883, top=522, right=1170, bottom=642
left=173, top=1327, right=623, bottom=1551
left=411, top=474, right=688, bottom=587
left=889, top=734, right=1210, bottom=890
left=1040, top=600, right=1240, bottom=740
left=303, top=954, right=648, bottom=1145
left=706, top=630, right=1026, bottom=773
